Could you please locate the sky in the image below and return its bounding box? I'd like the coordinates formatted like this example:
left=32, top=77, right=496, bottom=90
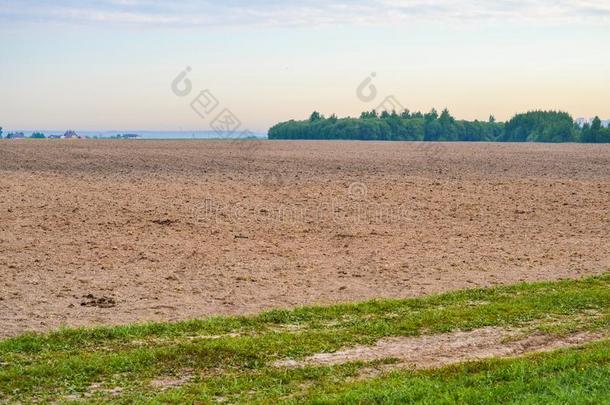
left=1, top=0, right=610, bottom=132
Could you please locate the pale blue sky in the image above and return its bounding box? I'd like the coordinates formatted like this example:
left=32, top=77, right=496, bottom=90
left=1, top=1, right=609, bottom=132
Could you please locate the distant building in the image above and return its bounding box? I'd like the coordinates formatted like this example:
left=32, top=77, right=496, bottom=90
left=64, top=130, right=81, bottom=139
left=63, top=130, right=88, bottom=139
left=121, top=133, right=142, bottom=139
left=48, top=134, right=63, bottom=139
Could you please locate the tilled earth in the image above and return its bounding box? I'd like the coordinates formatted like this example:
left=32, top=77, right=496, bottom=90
left=0, top=140, right=609, bottom=338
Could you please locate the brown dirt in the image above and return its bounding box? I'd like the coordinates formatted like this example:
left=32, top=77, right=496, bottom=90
left=150, top=373, right=194, bottom=390
left=0, top=140, right=609, bottom=339
left=274, top=328, right=609, bottom=370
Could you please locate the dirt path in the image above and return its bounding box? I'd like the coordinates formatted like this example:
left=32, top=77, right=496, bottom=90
left=275, top=328, right=609, bottom=370
left=1, top=140, right=609, bottom=338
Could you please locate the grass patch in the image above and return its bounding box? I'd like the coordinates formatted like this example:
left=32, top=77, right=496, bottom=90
left=0, top=274, right=609, bottom=403
left=305, top=340, right=610, bottom=404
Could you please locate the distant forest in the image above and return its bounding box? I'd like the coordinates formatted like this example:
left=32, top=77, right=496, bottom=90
left=268, top=110, right=610, bottom=143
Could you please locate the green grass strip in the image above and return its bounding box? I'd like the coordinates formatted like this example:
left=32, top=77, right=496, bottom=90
left=0, top=274, right=608, bottom=403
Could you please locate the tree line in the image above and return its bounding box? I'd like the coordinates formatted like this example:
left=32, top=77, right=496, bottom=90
left=0, top=130, right=44, bottom=139
left=268, top=110, right=610, bottom=143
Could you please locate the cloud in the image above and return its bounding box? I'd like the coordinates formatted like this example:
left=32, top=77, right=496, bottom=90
left=1, top=0, right=610, bottom=27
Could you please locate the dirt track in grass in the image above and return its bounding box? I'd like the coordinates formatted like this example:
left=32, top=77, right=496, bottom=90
left=0, top=140, right=609, bottom=338
left=274, top=328, right=610, bottom=370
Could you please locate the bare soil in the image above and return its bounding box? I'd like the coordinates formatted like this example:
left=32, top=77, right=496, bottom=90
left=274, top=328, right=610, bottom=370
left=0, top=140, right=609, bottom=338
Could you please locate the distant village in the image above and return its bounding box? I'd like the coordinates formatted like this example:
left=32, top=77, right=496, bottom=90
left=0, top=130, right=142, bottom=140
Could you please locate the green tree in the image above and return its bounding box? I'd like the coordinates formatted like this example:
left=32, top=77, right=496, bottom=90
left=590, top=117, right=602, bottom=143
left=30, top=132, right=46, bottom=139
left=581, top=123, right=592, bottom=143
left=438, top=109, right=453, bottom=125
left=267, top=109, right=604, bottom=143
left=601, top=126, right=610, bottom=143
left=591, top=116, right=602, bottom=131
left=437, top=109, right=457, bottom=141
left=582, top=117, right=602, bottom=143
left=503, top=111, right=576, bottom=142
left=309, top=111, right=323, bottom=122
left=424, top=108, right=439, bottom=123
left=424, top=120, right=442, bottom=141
left=0, top=126, right=3, bottom=139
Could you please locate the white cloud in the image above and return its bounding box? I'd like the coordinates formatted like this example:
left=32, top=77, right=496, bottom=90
left=2, top=0, right=610, bottom=27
